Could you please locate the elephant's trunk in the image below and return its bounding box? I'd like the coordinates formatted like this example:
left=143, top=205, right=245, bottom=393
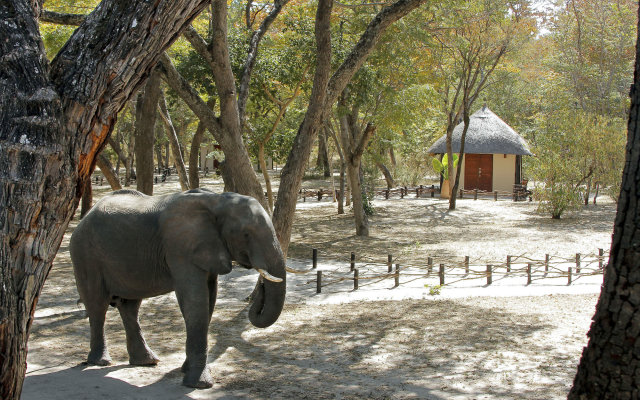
left=248, top=258, right=286, bottom=328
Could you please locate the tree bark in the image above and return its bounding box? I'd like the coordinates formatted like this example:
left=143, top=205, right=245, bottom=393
left=80, top=176, right=93, bottom=218
left=569, top=11, right=640, bottom=398
left=189, top=121, right=206, bottom=189
left=158, top=90, right=190, bottom=191
left=134, top=70, right=161, bottom=195
left=316, top=128, right=331, bottom=177
left=0, top=1, right=208, bottom=398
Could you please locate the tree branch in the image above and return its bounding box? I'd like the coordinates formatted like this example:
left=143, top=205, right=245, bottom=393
left=40, top=9, right=85, bottom=25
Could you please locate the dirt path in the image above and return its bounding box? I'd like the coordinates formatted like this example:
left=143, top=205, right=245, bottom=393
left=22, top=177, right=613, bottom=399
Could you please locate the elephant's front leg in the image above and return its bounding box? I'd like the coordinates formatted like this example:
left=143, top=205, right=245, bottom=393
left=116, top=298, right=160, bottom=365
left=175, top=277, right=213, bottom=389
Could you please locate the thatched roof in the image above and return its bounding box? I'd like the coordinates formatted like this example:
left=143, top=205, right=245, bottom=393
left=428, top=107, right=533, bottom=156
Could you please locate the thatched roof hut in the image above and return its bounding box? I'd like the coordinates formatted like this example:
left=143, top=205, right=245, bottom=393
left=428, top=106, right=532, bottom=156
left=428, top=106, right=532, bottom=196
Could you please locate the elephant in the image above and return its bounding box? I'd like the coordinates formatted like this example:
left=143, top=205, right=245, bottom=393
left=69, top=188, right=286, bottom=388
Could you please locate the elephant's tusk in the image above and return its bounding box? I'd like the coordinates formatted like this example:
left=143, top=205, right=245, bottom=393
left=285, top=266, right=315, bottom=274
left=255, top=267, right=283, bottom=283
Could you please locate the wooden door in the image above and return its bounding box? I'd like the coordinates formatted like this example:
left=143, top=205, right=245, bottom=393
left=464, top=154, right=493, bottom=192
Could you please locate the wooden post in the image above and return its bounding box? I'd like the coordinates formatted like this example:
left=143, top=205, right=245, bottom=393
left=387, top=254, right=393, bottom=273
left=506, top=255, right=512, bottom=273
left=527, top=263, right=532, bottom=285
left=545, top=254, right=550, bottom=275
left=400, top=188, right=404, bottom=199
left=416, top=185, right=421, bottom=198
left=568, top=267, right=572, bottom=285
left=394, top=264, right=400, bottom=287
left=599, top=248, right=604, bottom=269
left=428, top=257, right=433, bottom=275
left=350, top=252, right=355, bottom=271
left=474, top=189, right=478, bottom=200
left=487, top=264, right=492, bottom=285
left=354, top=268, right=359, bottom=290
left=431, top=184, right=435, bottom=198
left=494, top=191, right=498, bottom=201
left=316, top=271, right=322, bottom=293
left=439, top=264, right=445, bottom=285
left=312, top=248, right=317, bottom=269
left=576, top=253, right=581, bottom=274
left=385, top=189, right=389, bottom=199
left=459, top=189, right=464, bottom=198
left=464, top=256, right=470, bottom=275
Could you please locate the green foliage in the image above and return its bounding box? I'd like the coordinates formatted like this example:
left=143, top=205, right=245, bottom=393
left=431, top=153, right=458, bottom=180
left=424, top=284, right=442, bottom=296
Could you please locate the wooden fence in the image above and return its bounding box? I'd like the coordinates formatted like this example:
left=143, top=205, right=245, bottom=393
left=298, top=249, right=608, bottom=294
left=298, top=185, right=531, bottom=203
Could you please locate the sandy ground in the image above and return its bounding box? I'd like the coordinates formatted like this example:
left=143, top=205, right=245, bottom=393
left=21, top=176, right=615, bottom=399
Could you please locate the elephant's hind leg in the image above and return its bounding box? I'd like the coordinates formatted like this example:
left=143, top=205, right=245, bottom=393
left=116, top=298, right=160, bottom=366
left=85, top=300, right=112, bottom=366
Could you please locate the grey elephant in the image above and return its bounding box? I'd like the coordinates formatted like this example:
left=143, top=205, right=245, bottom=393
left=69, top=188, right=286, bottom=388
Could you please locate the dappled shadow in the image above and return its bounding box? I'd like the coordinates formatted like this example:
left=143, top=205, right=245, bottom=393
left=23, top=364, right=194, bottom=400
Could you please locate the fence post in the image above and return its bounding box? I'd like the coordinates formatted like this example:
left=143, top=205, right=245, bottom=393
left=350, top=252, right=355, bottom=271
left=486, top=265, right=492, bottom=285
left=568, top=267, right=572, bottom=285
left=316, top=271, right=322, bottom=293
left=387, top=254, right=393, bottom=273
left=428, top=257, right=433, bottom=275
left=474, top=189, right=478, bottom=200
left=439, top=264, right=445, bottom=285
left=576, top=253, right=581, bottom=274
left=545, top=254, right=550, bottom=275
left=599, top=248, right=604, bottom=269
left=494, top=191, right=498, bottom=201
left=527, top=263, right=532, bottom=285
left=394, top=264, right=400, bottom=287
left=431, top=185, right=435, bottom=198
left=312, top=248, right=317, bottom=269
left=464, top=256, right=470, bottom=275
left=507, top=255, right=512, bottom=273
left=354, top=269, right=359, bottom=290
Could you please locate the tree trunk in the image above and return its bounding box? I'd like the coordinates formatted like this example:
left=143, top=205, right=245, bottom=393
left=316, top=128, right=331, bottom=177
left=0, top=1, right=208, bottom=398
left=80, top=177, right=93, bottom=218
left=189, top=121, right=205, bottom=189
left=259, top=143, right=275, bottom=214
left=96, top=153, right=123, bottom=190
left=569, top=11, right=640, bottom=397
left=449, top=105, right=470, bottom=210
left=135, top=70, right=161, bottom=195
left=376, top=161, right=395, bottom=189
left=158, top=90, right=190, bottom=191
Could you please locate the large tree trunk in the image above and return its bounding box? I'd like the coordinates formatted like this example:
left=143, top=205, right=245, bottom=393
left=189, top=121, right=205, bottom=189
left=569, top=12, right=640, bottom=397
left=0, top=1, right=208, bottom=398
left=134, top=70, right=161, bottom=195
left=158, top=90, right=190, bottom=191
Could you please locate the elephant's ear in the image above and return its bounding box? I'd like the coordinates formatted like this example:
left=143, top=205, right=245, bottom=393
left=160, top=204, right=233, bottom=276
